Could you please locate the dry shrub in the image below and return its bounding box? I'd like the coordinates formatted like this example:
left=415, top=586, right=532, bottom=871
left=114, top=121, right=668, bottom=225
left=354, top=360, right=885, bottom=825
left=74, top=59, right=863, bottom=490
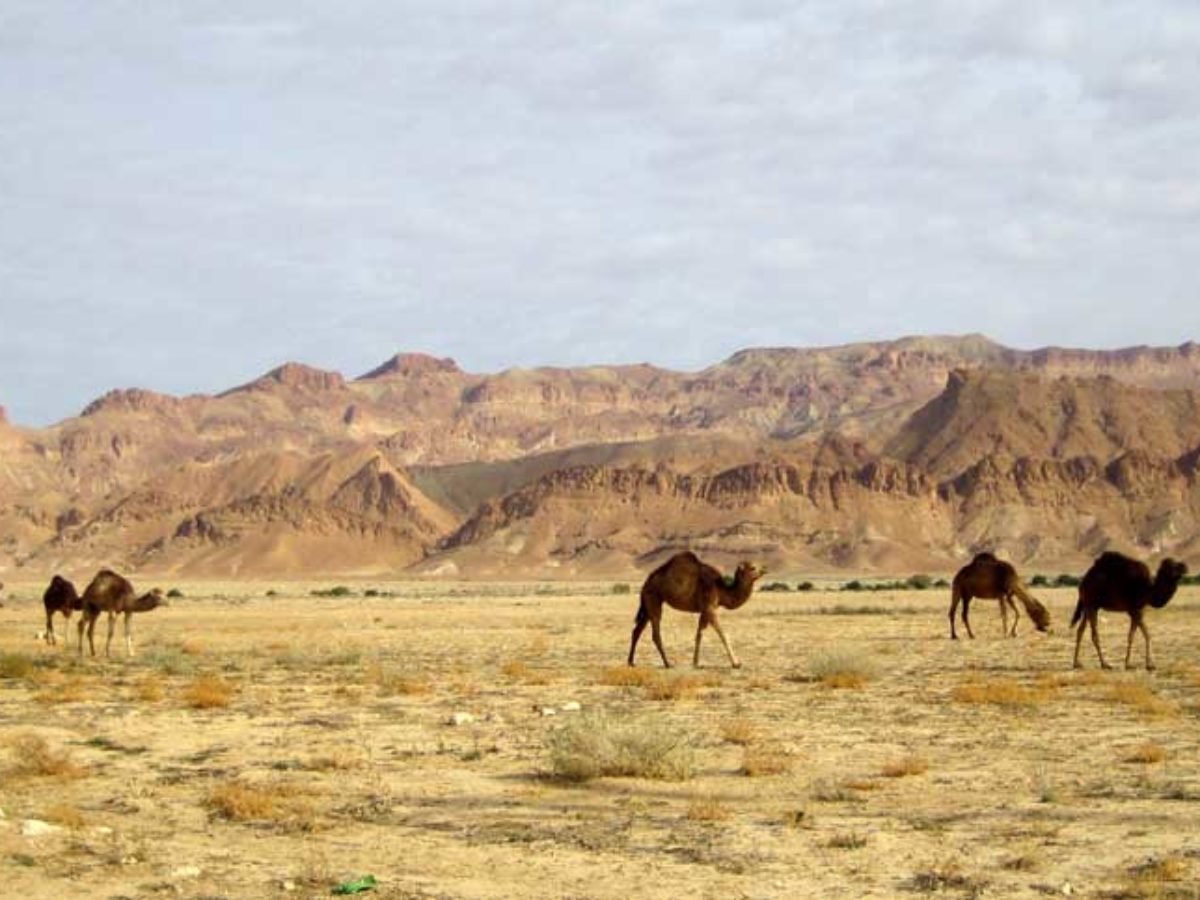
left=906, top=863, right=984, bottom=894
left=720, top=717, right=757, bottom=746
left=42, top=803, right=87, bottom=830
left=809, top=648, right=879, bottom=689
left=740, top=745, right=791, bottom=777
left=644, top=672, right=719, bottom=701
left=0, top=652, right=38, bottom=681
left=205, top=779, right=316, bottom=829
left=1124, top=855, right=1190, bottom=898
left=35, top=676, right=91, bottom=705
left=178, top=639, right=204, bottom=656
left=182, top=674, right=235, bottom=709
left=547, top=712, right=693, bottom=782
left=828, top=831, right=868, bottom=849
left=1107, top=683, right=1175, bottom=717
left=881, top=755, right=929, bottom=778
left=1001, top=852, right=1043, bottom=872
left=844, top=778, right=882, bottom=792
left=364, top=662, right=429, bottom=696
left=134, top=675, right=165, bottom=703
left=810, top=778, right=857, bottom=803
left=953, top=678, right=1051, bottom=708
left=6, top=734, right=85, bottom=780
left=686, top=795, right=732, bottom=822
left=306, top=749, right=364, bottom=771
left=597, top=666, right=657, bottom=688
left=1124, top=743, right=1168, bottom=764
left=501, top=659, right=550, bottom=685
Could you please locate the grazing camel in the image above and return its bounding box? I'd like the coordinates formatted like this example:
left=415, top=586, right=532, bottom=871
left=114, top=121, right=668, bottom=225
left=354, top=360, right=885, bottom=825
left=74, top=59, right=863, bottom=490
left=627, top=551, right=764, bottom=669
left=77, top=569, right=166, bottom=658
left=42, top=575, right=82, bottom=647
left=1072, top=552, right=1188, bottom=671
left=948, top=552, right=1051, bottom=640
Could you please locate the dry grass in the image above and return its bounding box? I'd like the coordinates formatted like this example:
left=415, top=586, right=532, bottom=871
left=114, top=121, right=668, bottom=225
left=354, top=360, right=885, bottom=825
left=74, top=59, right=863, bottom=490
left=364, top=662, right=430, bottom=696
left=500, top=658, right=551, bottom=685
left=881, top=755, right=929, bottom=778
left=1107, top=683, right=1176, bottom=717
left=181, top=674, right=235, bottom=709
left=1123, top=855, right=1191, bottom=898
left=547, top=712, right=694, bottom=782
left=1123, top=743, right=1168, bottom=764
left=0, top=651, right=38, bottom=681
left=740, top=745, right=791, bottom=777
left=133, top=674, right=165, bottom=702
left=685, top=795, right=732, bottom=822
left=843, top=778, right=883, bottom=792
left=6, top=734, right=86, bottom=780
left=808, top=647, right=879, bottom=689
left=205, top=779, right=317, bottom=830
left=643, top=672, right=718, bottom=701
left=597, top=665, right=658, bottom=687
left=34, top=675, right=92, bottom=705
left=42, top=803, right=87, bottom=830
left=953, top=678, right=1052, bottom=708
left=719, top=717, right=757, bottom=746
left=828, top=831, right=868, bottom=849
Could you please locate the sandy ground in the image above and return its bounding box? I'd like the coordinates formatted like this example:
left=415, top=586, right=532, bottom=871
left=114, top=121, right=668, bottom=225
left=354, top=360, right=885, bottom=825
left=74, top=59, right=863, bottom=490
left=1, top=580, right=1199, bottom=899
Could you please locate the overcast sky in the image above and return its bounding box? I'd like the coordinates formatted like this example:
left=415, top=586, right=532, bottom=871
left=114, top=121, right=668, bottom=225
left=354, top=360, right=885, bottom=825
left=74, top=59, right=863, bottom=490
left=2, top=1, right=1199, bottom=425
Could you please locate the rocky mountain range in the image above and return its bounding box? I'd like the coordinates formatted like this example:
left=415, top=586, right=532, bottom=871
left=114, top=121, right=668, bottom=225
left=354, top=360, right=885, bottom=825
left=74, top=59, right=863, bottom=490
left=2, top=334, right=1199, bottom=579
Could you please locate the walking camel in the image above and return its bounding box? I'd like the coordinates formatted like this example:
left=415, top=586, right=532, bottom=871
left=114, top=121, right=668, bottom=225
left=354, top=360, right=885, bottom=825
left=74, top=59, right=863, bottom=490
left=628, top=551, right=764, bottom=669
left=949, top=552, right=1051, bottom=640
left=77, top=569, right=167, bottom=658
left=42, top=575, right=82, bottom=647
left=1072, top=551, right=1188, bottom=670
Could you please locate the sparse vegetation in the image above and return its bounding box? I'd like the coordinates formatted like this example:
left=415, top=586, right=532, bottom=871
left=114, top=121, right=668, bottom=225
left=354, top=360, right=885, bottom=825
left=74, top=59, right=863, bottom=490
left=719, top=717, right=757, bottom=746
left=310, top=586, right=353, bottom=598
left=880, top=755, right=928, bottom=778
left=181, top=674, right=235, bottom=709
left=610, top=583, right=631, bottom=595
left=740, top=745, right=791, bottom=776
left=685, top=795, right=732, bottom=822
left=6, top=734, right=85, bottom=780
left=1124, top=743, right=1168, bottom=764
left=0, top=651, right=38, bottom=681
left=166, top=588, right=184, bottom=598
left=547, top=713, right=694, bottom=782
left=1107, top=682, right=1176, bottom=717
left=808, top=647, right=879, bottom=688
left=953, top=678, right=1052, bottom=709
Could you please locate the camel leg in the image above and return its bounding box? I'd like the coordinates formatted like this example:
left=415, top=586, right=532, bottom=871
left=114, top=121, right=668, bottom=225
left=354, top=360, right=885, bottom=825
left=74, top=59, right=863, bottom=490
left=999, top=597, right=1009, bottom=638
left=124, top=611, right=134, bottom=657
left=1006, top=594, right=1020, bottom=637
left=948, top=593, right=960, bottom=640
left=1124, top=615, right=1138, bottom=670
left=1088, top=609, right=1111, bottom=669
left=962, top=597, right=975, bottom=640
left=1073, top=613, right=1089, bottom=668
left=628, top=618, right=648, bottom=666
left=650, top=611, right=672, bottom=669
left=708, top=610, right=741, bottom=669
left=45, top=609, right=55, bottom=646
left=105, top=611, right=117, bottom=658
left=693, top=613, right=709, bottom=668
left=1139, top=619, right=1154, bottom=671
left=84, top=613, right=98, bottom=658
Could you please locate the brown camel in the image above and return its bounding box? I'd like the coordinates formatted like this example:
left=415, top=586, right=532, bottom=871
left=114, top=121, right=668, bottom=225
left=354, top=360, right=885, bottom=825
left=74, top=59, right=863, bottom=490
left=42, top=575, right=82, bottom=647
left=1072, top=552, right=1188, bottom=670
left=949, top=552, right=1051, bottom=640
left=627, top=551, right=764, bottom=669
left=77, top=569, right=166, bottom=658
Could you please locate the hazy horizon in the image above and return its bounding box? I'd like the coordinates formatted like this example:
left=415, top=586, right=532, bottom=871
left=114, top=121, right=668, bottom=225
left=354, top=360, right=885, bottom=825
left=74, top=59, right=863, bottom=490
left=3, top=2, right=1199, bottom=425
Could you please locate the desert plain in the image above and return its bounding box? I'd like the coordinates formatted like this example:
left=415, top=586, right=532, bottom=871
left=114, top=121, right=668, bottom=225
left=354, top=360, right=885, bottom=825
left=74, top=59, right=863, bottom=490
left=2, top=580, right=1199, bottom=899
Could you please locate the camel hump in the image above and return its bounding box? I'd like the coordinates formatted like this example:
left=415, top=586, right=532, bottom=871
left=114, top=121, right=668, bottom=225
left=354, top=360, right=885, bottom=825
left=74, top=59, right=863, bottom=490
left=972, top=551, right=998, bottom=563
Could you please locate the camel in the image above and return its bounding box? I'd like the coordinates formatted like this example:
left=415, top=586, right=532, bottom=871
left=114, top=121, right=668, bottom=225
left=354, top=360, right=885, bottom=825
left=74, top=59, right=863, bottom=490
left=42, top=575, right=82, bottom=647
left=1072, top=552, right=1188, bottom=670
left=949, top=552, right=1051, bottom=640
left=77, top=569, right=166, bottom=658
left=627, top=551, right=764, bottom=669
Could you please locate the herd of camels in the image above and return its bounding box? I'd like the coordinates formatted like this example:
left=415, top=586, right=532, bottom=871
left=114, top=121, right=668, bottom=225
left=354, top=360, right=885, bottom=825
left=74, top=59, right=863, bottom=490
left=34, top=550, right=1189, bottom=672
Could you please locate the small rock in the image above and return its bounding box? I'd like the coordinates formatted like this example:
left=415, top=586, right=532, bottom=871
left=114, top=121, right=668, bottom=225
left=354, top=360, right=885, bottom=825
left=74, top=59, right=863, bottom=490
left=93, top=826, right=113, bottom=836
left=120, top=855, right=139, bottom=866
left=171, top=865, right=202, bottom=879
left=281, top=880, right=297, bottom=892
left=20, top=819, right=64, bottom=837
left=1062, top=883, right=1073, bottom=896
left=560, top=701, right=582, bottom=712
left=539, top=707, right=557, bottom=717
left=447, top=712, right=475, bottom=726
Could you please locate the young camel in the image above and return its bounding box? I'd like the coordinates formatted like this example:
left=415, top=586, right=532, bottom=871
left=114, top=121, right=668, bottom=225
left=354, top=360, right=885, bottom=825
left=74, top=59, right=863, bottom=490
left=77, top=569, right=166, bottom=658
left=42, top=575, right=82, bottom=648
left=1072, top=552, right=1188, bottom=671
left=949, top=552, right=1051, bottom=640
left=627, top=552, right=764, bottom=669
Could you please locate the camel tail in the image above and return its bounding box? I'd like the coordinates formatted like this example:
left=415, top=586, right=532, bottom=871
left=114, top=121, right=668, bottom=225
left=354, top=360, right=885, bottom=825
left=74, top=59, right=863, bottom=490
left=1013, top=582, right=1051, bottom=632
left=1070, top=593, right=1084, bottom=628
left=634, top=594, right=649, bottom=627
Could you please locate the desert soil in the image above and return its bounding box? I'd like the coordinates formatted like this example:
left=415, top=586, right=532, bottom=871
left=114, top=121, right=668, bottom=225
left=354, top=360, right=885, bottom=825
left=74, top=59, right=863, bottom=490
left=2, top=581, right=1199, bottom=899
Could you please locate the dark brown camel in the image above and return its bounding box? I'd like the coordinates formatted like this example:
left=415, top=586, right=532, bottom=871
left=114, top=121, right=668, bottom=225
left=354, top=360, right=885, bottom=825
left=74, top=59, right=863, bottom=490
left=1072, top=552, right=1188, bottom=670
left=627, top=552, right=764, bottom=669
left=949, top=552, right=1051, bottom=640
left=42, top=575, right=82, bottom=647
left=77, top=569, right=166, bottom=658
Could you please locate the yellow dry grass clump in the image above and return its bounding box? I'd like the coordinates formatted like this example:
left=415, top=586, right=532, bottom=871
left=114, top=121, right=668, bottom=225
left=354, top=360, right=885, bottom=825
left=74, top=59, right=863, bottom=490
left=741, top=745, right=792, bottom=777
left=6, top=734, right=86, bottom=780
left=686, top=795, right=732, bottom=822
left=206, top=779, right=316, bottom=829
left=182, top=674, right=235, bottom=709
left=881, top=755, right=929, bottom=778
left=953, top=678, right=1052, bottom=708
left=1123, top=743, right=1168, bottom=764
left=547, top=712, right=694, bottom=782
left=720, top=717, right=757, bottom=746
left=1107, top=683, right=1175, bottom=717
left=808, top=648, right=879, bottom=689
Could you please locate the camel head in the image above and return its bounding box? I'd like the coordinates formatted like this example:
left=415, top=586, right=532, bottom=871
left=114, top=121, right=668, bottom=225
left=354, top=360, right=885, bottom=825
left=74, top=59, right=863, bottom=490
left=1150, top=559, right=1188, bottom=608
left=133, top=588, right=167, bottom=612
left=735, top=561, right=766, bottom=587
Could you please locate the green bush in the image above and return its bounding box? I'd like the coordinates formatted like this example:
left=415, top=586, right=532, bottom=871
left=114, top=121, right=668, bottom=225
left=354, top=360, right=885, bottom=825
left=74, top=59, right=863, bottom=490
left=1029, top=574, right=1049, bottom=587
left=166, top=588, right=184, bottom=599
left=906, top=574, right=933, bottom=590
left=311, top=586, right=354, bottom=598
left=796, top=581, right=815, bottom=592
left=610, top=583, right=631, bottom=595
left=1054, top=574, right=1081, bottom=588
left=761, top=581, right=792, bottom=592
left=842, top=580, right=866, bottom=592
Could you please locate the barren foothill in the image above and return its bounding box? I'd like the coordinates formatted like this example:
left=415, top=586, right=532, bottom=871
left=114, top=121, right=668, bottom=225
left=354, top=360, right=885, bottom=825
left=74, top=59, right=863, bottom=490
left=2, top=582, right=1199, bottom=899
